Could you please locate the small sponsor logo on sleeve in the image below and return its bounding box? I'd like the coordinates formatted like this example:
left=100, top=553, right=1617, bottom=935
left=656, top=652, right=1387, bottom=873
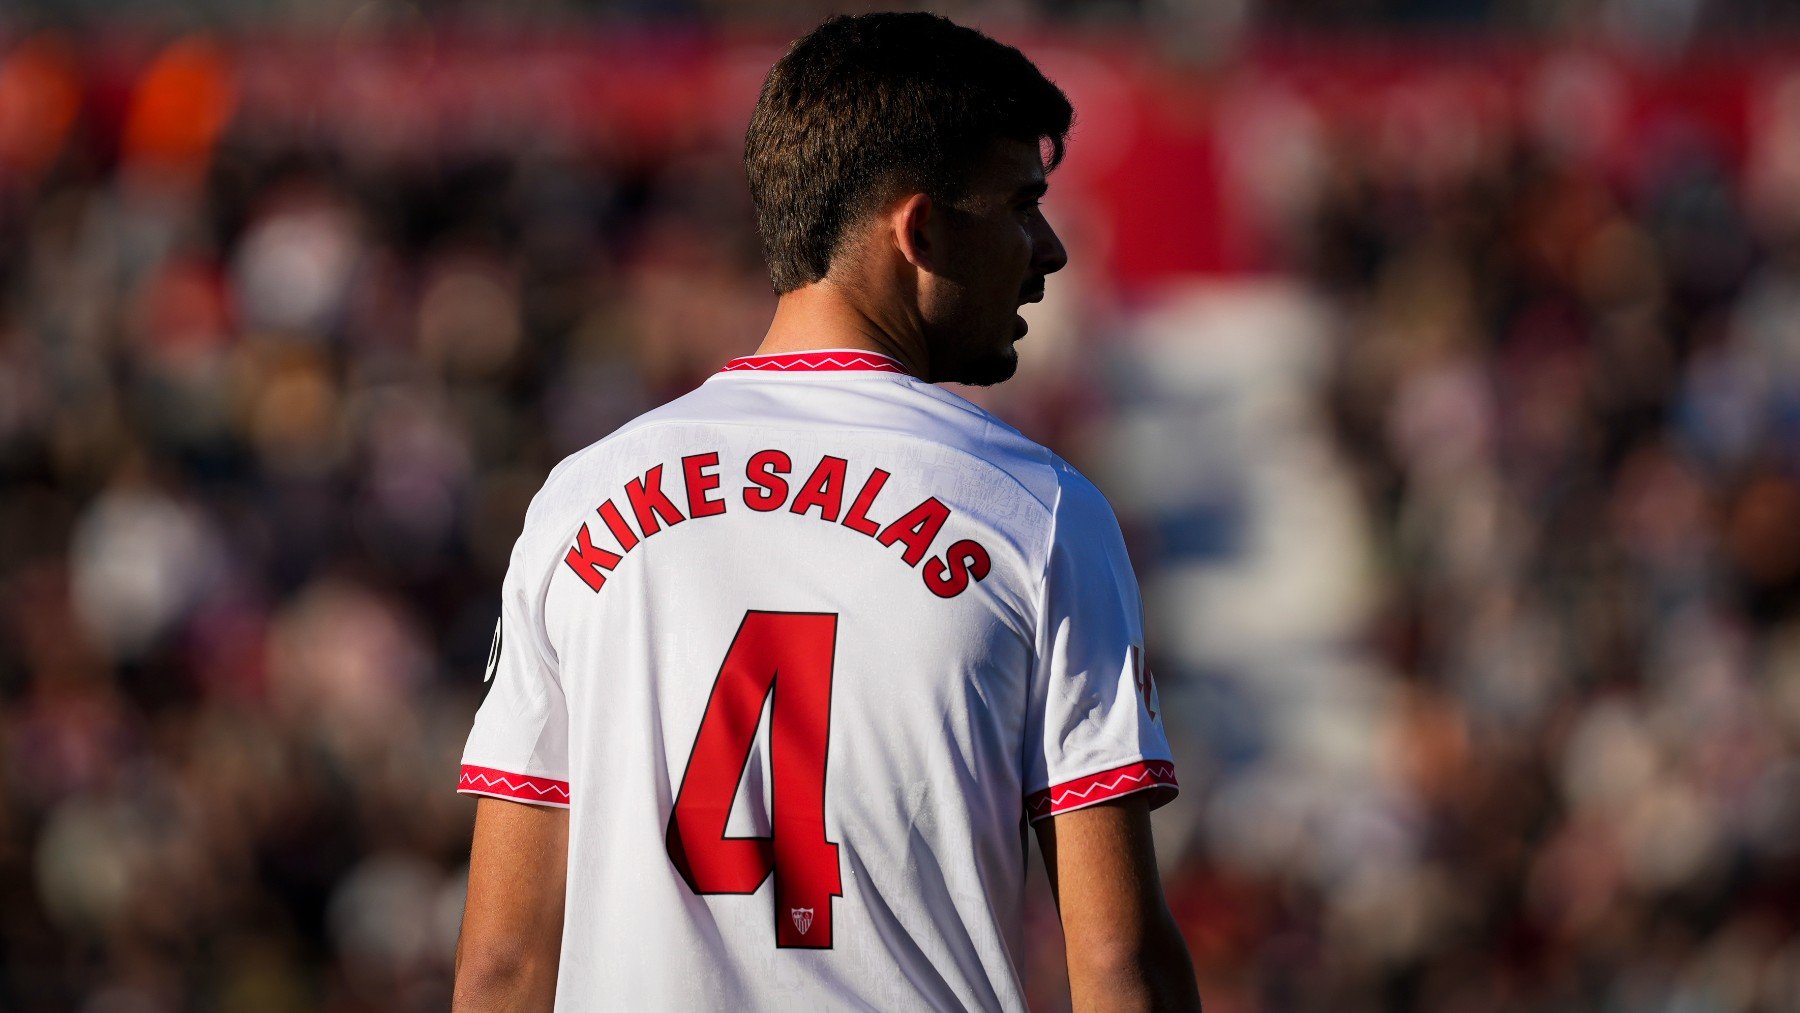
left=484, top=617, right=503, bottom=683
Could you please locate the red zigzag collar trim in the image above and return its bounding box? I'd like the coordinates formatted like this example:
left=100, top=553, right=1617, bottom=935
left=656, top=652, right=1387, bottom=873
left=719, top=350, right=908, bottom=374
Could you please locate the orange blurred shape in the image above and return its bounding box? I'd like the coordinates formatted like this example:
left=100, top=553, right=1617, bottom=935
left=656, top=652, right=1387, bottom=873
left=0, top=34, right=81, bottom=182
left=121, top=35, right=235, bottom=179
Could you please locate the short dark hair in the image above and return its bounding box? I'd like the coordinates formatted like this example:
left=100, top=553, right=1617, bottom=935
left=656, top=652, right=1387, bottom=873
left=745, top=12, right=1074, bottom=293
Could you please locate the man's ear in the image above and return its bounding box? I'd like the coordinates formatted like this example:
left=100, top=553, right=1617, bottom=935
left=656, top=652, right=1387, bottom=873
left=891, top=192, right=935, bottom=272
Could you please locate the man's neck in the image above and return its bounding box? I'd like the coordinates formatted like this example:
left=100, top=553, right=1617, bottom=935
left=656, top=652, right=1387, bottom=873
left=753, top=280, right=928, bottom=379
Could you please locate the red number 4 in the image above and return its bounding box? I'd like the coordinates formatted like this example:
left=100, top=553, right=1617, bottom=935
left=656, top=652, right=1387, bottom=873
left=665, top=611, right=843, bottom=949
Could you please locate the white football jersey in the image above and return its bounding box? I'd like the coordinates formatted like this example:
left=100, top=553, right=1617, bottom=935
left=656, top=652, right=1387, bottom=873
left=458, top=348, right=1177, bottom=1011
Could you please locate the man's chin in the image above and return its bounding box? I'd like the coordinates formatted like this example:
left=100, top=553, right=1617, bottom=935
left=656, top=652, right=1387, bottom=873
left=950, top=344, right=1019, bottom=387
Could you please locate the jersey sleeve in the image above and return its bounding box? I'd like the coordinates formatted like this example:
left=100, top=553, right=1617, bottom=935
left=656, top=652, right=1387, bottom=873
left=1022, top=463, right=1177, bottom=823
left=457, top=526, right=571, bottom=809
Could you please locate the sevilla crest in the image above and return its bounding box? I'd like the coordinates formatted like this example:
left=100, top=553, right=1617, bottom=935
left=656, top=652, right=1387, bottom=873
left=790, top=907, right=814, bottom=936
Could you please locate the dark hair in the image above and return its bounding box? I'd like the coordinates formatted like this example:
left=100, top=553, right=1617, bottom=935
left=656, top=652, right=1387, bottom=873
left=745, top=12, right=1074, bottom=293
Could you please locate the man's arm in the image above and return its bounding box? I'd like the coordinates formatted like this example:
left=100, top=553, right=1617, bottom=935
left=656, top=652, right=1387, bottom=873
left=453, top=797, right=570, bottom=1012
left=1035, top=796, right=1202, bottom=1012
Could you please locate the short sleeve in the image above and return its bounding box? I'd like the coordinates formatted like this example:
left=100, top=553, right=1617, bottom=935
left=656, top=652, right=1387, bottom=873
left=457, top=532, right=571, bottom=809
left=1022, top=464, right=1177, bottom=823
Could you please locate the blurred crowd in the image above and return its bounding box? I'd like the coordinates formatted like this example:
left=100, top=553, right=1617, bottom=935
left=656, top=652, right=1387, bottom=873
left=0, top=31, right=782, bottom=1012
left=0, top=24, right=1798, bottom=1013
left=1141, top=63, right=1800, bottom=1013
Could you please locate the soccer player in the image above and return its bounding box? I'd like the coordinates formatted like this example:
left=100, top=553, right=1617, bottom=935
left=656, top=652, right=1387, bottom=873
left=452, top=12, right=1201, bottom=1011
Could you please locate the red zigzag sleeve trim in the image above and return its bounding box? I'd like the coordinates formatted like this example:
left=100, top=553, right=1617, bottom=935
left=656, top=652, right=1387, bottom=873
left=1026, top=760, right=1178, bottom=822
left=458, top=764, right=571, bottom=808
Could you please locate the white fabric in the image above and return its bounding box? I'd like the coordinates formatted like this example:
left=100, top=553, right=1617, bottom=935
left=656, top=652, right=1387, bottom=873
left=459, top=350, right=1175, bottom=1011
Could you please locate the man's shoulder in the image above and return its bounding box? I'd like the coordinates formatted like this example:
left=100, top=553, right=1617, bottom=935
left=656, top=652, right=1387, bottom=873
left=1041, top=454, right=1126, bottom=545
left=909, top=386, right=1114, bottom=532
left=531, top=381, right=732, bottom=490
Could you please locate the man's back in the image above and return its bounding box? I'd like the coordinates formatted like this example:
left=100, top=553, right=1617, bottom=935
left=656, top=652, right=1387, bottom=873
left=458, top=350, right=1177, bottom=1010
left=454, top=15, right=1201, bottom=1010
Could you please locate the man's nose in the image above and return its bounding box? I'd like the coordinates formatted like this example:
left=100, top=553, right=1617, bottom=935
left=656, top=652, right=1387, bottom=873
left=1034, top=215, right=1069, bottom=276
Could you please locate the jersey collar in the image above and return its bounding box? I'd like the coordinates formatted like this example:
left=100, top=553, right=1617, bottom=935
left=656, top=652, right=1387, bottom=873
left=716, top=348, right=911, bottom=376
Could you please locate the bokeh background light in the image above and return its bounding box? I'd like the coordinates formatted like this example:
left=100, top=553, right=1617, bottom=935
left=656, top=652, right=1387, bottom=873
left=2, top=2, right=1800, bottom=1010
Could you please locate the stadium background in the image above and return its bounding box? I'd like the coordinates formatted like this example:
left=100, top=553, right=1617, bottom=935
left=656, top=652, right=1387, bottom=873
left=2, top=1, right=1800, bottom=1009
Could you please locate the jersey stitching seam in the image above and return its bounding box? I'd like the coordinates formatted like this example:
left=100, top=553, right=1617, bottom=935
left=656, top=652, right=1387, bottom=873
left=456, top=788, right=571, bottom=809
left=502, top=540, right=565, bottom=708
left=1022, top=466, right=1065, bottom=800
